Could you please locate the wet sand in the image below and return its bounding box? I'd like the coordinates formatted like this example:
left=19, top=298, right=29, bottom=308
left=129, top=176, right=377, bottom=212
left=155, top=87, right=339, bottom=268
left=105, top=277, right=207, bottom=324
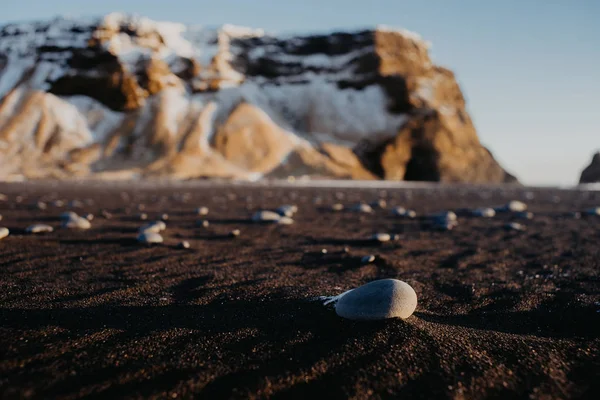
left=0, top=182, right=599, bottom=399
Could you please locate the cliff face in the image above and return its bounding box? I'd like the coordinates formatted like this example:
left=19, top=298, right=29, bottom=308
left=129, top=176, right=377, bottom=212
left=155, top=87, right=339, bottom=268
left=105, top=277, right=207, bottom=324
left=0, top=14, right=515, bottom=182
left=580, top=152, right=600, bottom=184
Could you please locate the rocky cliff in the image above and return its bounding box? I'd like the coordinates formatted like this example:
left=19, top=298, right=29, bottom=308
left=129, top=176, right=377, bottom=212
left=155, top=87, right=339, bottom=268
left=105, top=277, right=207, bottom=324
left=0, top=14, right=515, bottom=182
left=580, top=152, right=600, bottom=183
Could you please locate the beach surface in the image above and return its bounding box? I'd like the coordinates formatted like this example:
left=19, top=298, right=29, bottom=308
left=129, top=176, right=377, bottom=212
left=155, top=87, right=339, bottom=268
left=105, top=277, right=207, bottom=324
left=0, top=182, right=598, bottom=399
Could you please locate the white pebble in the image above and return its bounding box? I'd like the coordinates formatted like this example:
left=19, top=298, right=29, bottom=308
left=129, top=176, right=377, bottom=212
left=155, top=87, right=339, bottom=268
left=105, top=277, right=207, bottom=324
left=472, top=208, right=495, bottom=218
left=371, top=233, right=391, bottom=242
left=350, top=203, right=373, bottom=213
left=0, top=227, right=9, bottom=240
left=62, top=216, right=91, bottom=230
left=26, top=224, right=54, bottom=234
left=361, top=255, right=376, bottom=264
left=252, top=210, right=281, bottom=222
left=137, top=232, right=163, bottom=244
left=139, top=221, right=166, bottom=234
left=277, top=216, right=294, bottom=225
left=335, top=279, right=418, bottom=320
left=196, top=207, right=209, bottom=216
left=331, top=203, right=344, bottom=211
left=276, top=205, right=298, bottom=217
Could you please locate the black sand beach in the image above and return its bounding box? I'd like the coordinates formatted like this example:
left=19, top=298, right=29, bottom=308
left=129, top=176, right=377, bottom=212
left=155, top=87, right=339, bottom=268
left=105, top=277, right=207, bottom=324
left=0, top=182, right=599, bottom=399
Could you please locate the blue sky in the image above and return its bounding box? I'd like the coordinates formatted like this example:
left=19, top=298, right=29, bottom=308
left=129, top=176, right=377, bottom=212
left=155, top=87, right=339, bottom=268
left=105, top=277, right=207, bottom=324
left=2, top=0, right=599, bottom=185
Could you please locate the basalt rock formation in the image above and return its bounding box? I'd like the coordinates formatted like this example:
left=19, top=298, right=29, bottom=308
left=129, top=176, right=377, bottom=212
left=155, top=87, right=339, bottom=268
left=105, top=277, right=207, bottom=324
left=580, top=152, right=600, bottom=184
left=0, top=14, right=515, bottom=182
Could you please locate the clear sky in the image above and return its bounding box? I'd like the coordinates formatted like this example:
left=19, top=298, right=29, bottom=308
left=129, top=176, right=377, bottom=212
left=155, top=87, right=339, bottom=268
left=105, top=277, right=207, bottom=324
left=2, top=0, right=599, bottom=185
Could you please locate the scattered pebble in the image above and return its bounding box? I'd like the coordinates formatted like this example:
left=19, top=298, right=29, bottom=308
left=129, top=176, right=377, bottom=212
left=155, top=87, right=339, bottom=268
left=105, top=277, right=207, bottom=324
left=198, top=220, right=210, bottom=228
left=178, top=241, right=190, bottom=249
left=0, top=193, right=7, bottom=201
left=335, top=279, right=418, bottom=320
left=350, top=203, right=373, bottom=213
left=52, top=200, right=64, bottom=207
left=0, top=227, right=9, bottom=240
left=84, top=213, right=94, bottom=221
left=330, top=203, right=344, bottom=211
left=321, top=249, right=328, bottom=254
left=276, top=205, right=298, bottom=217
left=371, top=233, right=391, bottom=243
left=101, top=210, right=112, bottom=219
left=277, top=216, right=294, bottom=225
left=252, top=210, right=282, bottom=223
left=229, top=229, right=241, bottom=237
left=392, top=207, right=416, bottom=218
left=472, top=207, right=496, bottom=218
left=62, top=216, right=92, bottom=230
left=361, top=255, right=376, bottom=264
left=161, top=213, right=169, bottom=221
left=505, top=222, right=526, bottom=231
left=137, top=231, right=163, bottom=244
left=36, top=201, right=47, bottom=210
left=26, top=224, right=54, bottom=234
left=139, top=221, right=166, bottom=234
left=500, top=200, right=528, bottom=212
left=370, top=199, right=387, bottom=209
left=516, top=211, right=534, bottom=220
left=196, top=207, right=209, bottom=216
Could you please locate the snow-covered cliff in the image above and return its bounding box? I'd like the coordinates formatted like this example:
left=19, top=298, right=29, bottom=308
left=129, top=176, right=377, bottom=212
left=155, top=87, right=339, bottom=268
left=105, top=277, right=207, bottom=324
left=0, top=13, right=514, bottom=182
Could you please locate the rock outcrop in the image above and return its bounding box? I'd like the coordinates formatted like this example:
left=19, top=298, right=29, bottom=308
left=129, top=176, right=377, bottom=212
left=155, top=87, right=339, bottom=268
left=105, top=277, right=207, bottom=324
left=0, top=14, right=515, bottom=182
left=580, top=152, right=600, bottom=183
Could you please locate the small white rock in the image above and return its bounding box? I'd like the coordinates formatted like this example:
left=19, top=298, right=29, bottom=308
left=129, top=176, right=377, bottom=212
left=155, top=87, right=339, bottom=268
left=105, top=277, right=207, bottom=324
left=361, top=255, right=376, bottom=264
left=0, top=227, right=9, bottom=240
left=276, top=205, right=298, bottom=217
left=196, top=207, right=209, bottom=216
left=371, top=233, right=391, bottom=242
left=331, top=203, right=344, bottom=211
left=472, top=208, right=496, bottom=218
left=277, top=216, right=294, bottom=225
left=335, top=279, right=418, bottom=320
left=139, top=221, right=166, bottom=234
left=506, top=222, right=525, bottom=231
left=392, top=207, right=416, bottom=218
left=26, top=224, right=54, bottom=234
left=350, top=203, right=373, bottom=213
left=178, top=241, right=190, bottom=249
left=252, top=210, right=281, bottom=222
left=62, top=216, right=91, bottom=230
left=229, top=229, right=241, bottom=237
left=137, top=231, right=163, bottom=244
left=516, top=211, right=534, bottom=220
left=505, top=201, right=528, bottom=212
